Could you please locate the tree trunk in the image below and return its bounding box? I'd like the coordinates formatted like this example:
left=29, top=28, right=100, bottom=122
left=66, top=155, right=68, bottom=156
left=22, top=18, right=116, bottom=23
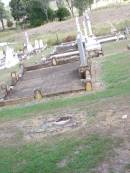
left=44, top=8, right=49, bottom=22
left=71, top=0, right=74, bottom=17
left=71, top=7, right=74, bottom=17
left=0, top=19, right=5, bottom=31
left=65, top=0, right=74, bottom=17
left=89, top=0, right=92, bottom=10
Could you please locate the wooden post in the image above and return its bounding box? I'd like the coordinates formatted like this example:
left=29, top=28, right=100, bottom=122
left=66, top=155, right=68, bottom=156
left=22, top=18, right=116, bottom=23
left=19, top=63, right=25, bottom=79
left=85, top=69, right=92, bottom=91
left=0, top=84, right=8, bottom=99
left=11, top=72, right=18, bottom=86
left=34, top=89, right=44, bottom=101
left=52, top=58, right=57, bottom=66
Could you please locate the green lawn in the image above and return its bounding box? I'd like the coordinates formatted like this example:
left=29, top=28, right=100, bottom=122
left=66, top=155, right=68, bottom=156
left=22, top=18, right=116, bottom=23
left=102, top=39, right=129, bottom=55
left=0, top=134, right=114, bottom=173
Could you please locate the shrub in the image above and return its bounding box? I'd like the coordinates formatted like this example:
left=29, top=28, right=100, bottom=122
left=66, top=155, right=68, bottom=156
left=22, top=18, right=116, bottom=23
left=7, top=20, right=13, bottom=28
left=56, top=7, right=70, bottom=21
left=63, top=35, right=76, bottom=43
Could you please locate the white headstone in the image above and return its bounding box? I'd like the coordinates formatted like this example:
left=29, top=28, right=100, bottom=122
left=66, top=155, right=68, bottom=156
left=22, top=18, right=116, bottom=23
left=34, top=40, right=40, bottom=50
left=27, top=43, right=33, bottom=53
left=39, top=40, right=44, bottom=49
left=24, top=32, right=33, bottom=53
left=110, top=23, right=117, bottom=34
left=0, top=50, right=5, bottom=69
left=85, top=37, right=101, bottom=51
left=5, top=46, right=19, bottom=68
left=85, top=11, right=93, bottom=36
left=0, top=50, right=4, bottom=60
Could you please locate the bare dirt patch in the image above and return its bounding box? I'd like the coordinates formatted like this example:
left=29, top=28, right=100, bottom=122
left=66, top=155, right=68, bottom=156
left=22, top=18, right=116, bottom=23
left=17, top=112, right=86, bottom=141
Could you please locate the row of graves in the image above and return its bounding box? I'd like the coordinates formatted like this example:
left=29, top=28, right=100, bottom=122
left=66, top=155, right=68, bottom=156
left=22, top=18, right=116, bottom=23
left=0, top=11, right=127, bottom=106
left=0, top=32, right=47, bottom=70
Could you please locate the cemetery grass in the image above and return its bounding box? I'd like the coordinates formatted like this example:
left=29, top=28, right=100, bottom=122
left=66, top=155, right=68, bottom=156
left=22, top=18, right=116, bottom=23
left=0, top=134, right=115, bottom=173
left=0, top=49, right=130, bottom=120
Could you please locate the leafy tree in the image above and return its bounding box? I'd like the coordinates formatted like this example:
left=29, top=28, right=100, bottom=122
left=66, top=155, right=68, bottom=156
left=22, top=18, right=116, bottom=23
left=0, top=0, right=6, bottom=30
left=74, top=0, right=93, bottom=15
left=31, top=0, right=50, bottom=22
left=56, top=7, right=70, bottom=21
left=26, top=0, right=54, bottom=26
left=9, top=0, right=26, bottom=21
left=47, top=7, right=55, bottom=21
left=26, top=0, right=45, bottom=26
